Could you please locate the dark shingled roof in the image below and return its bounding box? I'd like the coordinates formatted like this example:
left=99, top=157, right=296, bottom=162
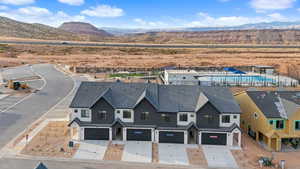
left=70, top=82, right=241, bottom=113
left=247, top=91, right=300, bottom=118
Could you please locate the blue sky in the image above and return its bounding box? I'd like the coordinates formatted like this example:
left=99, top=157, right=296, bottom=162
left=0, top=0, right=299, bottom=28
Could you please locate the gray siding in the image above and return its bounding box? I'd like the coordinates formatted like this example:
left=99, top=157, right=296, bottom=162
left=134, top=99, right=177, bottom=127
left=156, top=112, right=177, bottom=127
left=196, top=102, right=220, bottom=128
left=134, top=99, right=157, bottom=125
left=91, top=98, right=114, bottom=124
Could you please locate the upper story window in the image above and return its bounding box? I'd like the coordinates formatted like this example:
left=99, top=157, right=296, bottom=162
left=161, top=114, right=171, bottom=122
left=81, top=109, right=90, bottom=118
left=123, top=110, right=132, bottom=119
left=141, top=112, right=150, bottom=120
left=295, top=121, right=300, bottom=130
left=98, top=111, right=107, bottom=120
left=222, top=115, right=230, bottom=123
left=269, top=119, right=285, bottom=129
left=275, top=120, right=284, bottom=129
left=179, top=114, right=188, bottom=122
left=253, top=112, right=259, bottom=119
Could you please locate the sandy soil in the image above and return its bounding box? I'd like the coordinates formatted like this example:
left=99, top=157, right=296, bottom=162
left=21, top=121, right=78, bottom=158
left=1, top=44, right=300, bottom=76
left=152, top=143, right=159, bottom=163
left=232, top=134, right=300, bottom=169
left=187, top=146, right=208, bottom=166
left=103, top=142, right=124, bottom=161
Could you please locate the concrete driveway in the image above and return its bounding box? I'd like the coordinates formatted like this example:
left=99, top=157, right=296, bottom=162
left=202, top=145, right=239, bottom=168
left=73, top=141, right=109, bottom=160
left=122, top=141, right=152, bottom=163
left=159, top=144, right=196, bottom=165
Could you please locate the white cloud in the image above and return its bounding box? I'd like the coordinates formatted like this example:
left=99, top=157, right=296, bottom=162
left=250, top=0, right=296, bottom=11
left=0, top=7, right=86, bottom=27
left=298, top=8, right=300, bottom=12
left=58, top=0, right=84, bottom=6
left=186, top=12, right=290, bottom=27
left=0, top=0, right=34, bottom=5
left=267, top=13, right=286, bottom=20
left=0, top=5, right=8, bottom=10
left=133, top=18, right=167, bottom=28
left=17, top=6, right=51, bottom=16
left=81, top=5, right=124, bottom=18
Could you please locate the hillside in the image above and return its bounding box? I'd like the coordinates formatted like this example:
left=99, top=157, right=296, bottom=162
left=0, top=16, right=88, bottom=41
left=119, top=29, right=300, bottom=44
left=59, top=22, right=112, bottom=40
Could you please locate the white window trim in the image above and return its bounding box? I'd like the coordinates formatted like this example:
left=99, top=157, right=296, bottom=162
left=71, top=108, right=91, bottom=122
left=177, top=112, right=196, bottom=126
left=115, top=109, right=134, bottom=123
left=219, top=114, right=240, bottom=127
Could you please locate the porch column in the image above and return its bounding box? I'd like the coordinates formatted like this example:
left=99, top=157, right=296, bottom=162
left=267, top=137, right=272, bottom=151
left=255, top=131, right=259, bottom=142
left=239, top=132, right=242, bottom=147
left=70, top=127, right=73, bottom=139
left=109, top=128, right=112, bottom=141
left=276, top=138, right=281, bottom=152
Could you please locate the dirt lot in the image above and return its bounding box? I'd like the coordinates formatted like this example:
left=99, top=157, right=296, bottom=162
left=21, top=121, right=78, bottom=158
left=1, top=44, right=300, bottom=76
left=186, top=146, right=208, bottom=166
left=232, top=134, right=300, bottom=169
left=103, top=142, right=124, bottom=161
left=152, top=143, right=159, bottom=163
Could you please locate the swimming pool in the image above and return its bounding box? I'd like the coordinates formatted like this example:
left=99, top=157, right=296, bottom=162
left=208, top=75, right=276, bottom=83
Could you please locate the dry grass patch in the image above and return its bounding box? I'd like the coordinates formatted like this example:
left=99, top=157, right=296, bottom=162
left=152, top=143, right=159, bottom=163
left=21, top=121, right=78, bottom=158
left=187, top=146, right=208, bottom=166
left=103, top=142, right=124, bottom=161
left=1, top=44, right=300, bottom=76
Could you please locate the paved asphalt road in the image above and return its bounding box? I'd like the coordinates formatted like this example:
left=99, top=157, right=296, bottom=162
left=0, top=158, right=211, bottom=169
left=0, top=64, right=74, bottom=149
left=1, top=40, right=300, bottom=48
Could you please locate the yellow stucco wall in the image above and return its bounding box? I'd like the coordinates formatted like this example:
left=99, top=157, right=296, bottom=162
left=235, top=92, right=273, bottom=135
left=235, top=92, right=300, bottom=151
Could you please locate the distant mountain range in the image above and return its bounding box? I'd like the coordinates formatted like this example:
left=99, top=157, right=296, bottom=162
left=0, top=16, right=87, bottom=41
left=1, top=16, right=300, bottom=44
left=59, top=22, right=112, bottom=38
left=102, top=21, right=300, bottom=35
left=0, top=16, right=112, bottom=41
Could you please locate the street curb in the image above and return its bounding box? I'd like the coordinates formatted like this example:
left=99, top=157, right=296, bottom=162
left=0, top=64, right=75, bottom=158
